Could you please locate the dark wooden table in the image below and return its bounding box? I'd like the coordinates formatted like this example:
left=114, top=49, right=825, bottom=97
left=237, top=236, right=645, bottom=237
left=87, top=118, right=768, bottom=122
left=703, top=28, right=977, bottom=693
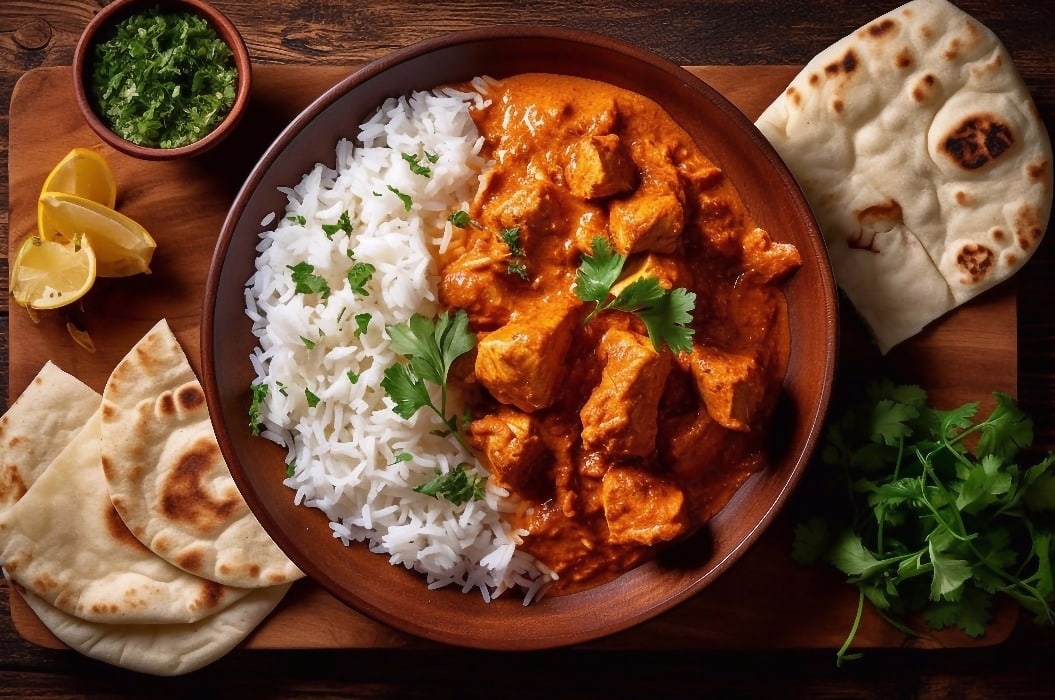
left=3, top=0, right=1054, bottom=696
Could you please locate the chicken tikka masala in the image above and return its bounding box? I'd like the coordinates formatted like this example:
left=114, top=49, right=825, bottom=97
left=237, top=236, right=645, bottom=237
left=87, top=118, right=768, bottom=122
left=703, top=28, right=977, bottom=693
left=440, top=73, right=801, bottom=594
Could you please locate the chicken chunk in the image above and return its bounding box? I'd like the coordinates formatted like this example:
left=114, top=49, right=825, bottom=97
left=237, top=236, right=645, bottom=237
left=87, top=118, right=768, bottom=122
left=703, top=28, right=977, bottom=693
left=475, top=307, right=577, bottom=412
left=438, top=249, right=515, bottom=329
left=679, top=345, right=766, bottom=432
left=580, top=329, right=672, bottom=457
left=741, top=227, right=802, bottom=283
left=608, top=184, right=685, bottom=255
left=489, top=178, right=563, bottom=238
left=564, top=134, right=636, bottom=200
left=609, top=253, right=692, bottom=297
left=601, top=467, right=689, bottom=546
left=470, top=408, right=547, bottom=492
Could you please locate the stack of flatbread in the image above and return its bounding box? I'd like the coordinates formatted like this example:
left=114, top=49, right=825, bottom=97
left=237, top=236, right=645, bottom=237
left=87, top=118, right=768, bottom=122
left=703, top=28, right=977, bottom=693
left=0, top=319, right=303, bottom=676
left=756, top=0, right=1053, bottom=352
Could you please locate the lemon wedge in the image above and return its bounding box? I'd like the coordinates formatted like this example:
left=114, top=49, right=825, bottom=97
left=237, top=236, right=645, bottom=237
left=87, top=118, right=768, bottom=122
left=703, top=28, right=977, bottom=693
left=10, top=234, right=98, bottom=310
left=37, top=192, right=156, bottom=277
left=37, top=148, right=117, bottom=239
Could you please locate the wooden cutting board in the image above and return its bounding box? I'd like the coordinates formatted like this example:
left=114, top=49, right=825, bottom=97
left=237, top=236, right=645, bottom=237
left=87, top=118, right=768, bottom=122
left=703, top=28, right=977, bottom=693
left=6, top=64, right=1019, bottom=651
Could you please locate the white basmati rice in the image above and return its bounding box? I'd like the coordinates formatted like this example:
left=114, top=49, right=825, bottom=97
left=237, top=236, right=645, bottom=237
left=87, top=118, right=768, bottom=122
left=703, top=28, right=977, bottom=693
left=246, top=85, right=555, bottom=603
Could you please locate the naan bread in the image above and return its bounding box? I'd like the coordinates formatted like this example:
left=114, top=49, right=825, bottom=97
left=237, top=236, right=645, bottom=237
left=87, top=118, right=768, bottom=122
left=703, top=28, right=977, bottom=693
left=0, top=409, right=251, bottom=624
left=0, top=362, right=100, bottom=512
left=101, top=319, right=302, bottom=588
left=755, top=0, right=1053, bottom=352
left=11, top=574, right=290, bottom=677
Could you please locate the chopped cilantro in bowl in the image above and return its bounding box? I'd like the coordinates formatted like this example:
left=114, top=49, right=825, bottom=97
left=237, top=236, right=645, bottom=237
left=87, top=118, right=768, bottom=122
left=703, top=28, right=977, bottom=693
left=75, top=0, right=246, bottom=154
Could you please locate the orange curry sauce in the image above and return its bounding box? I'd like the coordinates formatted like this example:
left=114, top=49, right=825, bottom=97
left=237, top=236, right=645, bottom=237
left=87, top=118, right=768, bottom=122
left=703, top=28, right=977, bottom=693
left=439, top=73, right=801, bottom=594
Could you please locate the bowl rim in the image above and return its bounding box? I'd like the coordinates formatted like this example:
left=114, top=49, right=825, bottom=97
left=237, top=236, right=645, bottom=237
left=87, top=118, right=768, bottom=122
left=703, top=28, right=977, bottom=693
left=72, top=0, right=252, bottom=161
left=203, top=24, right=840, bottom=649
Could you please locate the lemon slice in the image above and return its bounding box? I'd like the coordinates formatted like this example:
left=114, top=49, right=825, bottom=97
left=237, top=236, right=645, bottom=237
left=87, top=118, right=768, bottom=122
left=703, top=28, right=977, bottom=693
left=37, top=192, right=156, bottom=278
left=37, top=148, right=118, bottom=239
left=11, top=234, right=98, bottom=310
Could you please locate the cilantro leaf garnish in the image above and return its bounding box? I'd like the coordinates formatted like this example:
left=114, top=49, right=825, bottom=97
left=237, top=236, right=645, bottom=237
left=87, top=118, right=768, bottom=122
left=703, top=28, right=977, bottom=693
left=347, top=261, right=376, bottom=295
left=574, top=237, right=696, bottom=353
left=304, top=388, right=321, bottom=408
left=322, top=210, right=353, bottom=240
left=387, top=186, right=413, bottom=211
left=249, top=383, right=268, bottom=435
left=401, top=152, right=433, bottom=177
left=448, top=210, right=475, bottom=228
left=287, top=261, right=330, bottom=298
left=381, top=310, right=475, bottom=451
left=798, top=382, right=1055, bottom=666
left=413, top=463, right=486, bottom=505
left=354, top=312, right=371, bottom=336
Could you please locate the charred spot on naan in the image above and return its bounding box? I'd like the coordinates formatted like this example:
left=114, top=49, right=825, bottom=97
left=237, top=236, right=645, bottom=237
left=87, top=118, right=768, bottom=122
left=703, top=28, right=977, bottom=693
left=864, top=17, right=897, bottom=39
left=158, top=437, right=244, bottom=532
left=941, top=115, right=1015, bottom=170
left=955, top=243, right=996, bottom=285
left=1014, top=202, right=1045, bottom=250
left=0, top=465, right=27, bottom=505
left=849, top=200, right=905, bottom=252
left=188, top=578, right=229, bottom=616
left=912, top=73, right=938, bottom=102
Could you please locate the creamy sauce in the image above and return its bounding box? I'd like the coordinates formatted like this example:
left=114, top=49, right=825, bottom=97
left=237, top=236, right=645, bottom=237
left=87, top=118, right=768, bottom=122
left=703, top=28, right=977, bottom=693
left=440, top=73, right=800, bottom=594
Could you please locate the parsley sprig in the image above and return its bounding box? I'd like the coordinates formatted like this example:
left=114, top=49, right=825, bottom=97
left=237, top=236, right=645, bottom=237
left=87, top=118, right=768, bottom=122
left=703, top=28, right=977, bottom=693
left=380, top=310, right=476, bottom=452
left=574, top=237, right=695, bottom=354
left=794, top=381, right=1055, bottom=665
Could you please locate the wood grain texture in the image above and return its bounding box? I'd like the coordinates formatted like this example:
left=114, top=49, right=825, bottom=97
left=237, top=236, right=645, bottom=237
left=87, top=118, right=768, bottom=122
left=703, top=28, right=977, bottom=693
left=1, top=1, right=1053, bottom=696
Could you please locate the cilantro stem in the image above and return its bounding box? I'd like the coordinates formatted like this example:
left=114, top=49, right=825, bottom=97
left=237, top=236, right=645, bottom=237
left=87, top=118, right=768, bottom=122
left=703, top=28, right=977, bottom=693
left=836, top=590, right=866, bottom=667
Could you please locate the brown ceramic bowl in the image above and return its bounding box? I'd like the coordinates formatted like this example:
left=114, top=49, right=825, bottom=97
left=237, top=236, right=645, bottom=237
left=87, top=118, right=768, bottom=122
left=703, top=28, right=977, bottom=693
left=72, top=0, right=251, bottom=160
left=203, top=26, right=839, bottom=649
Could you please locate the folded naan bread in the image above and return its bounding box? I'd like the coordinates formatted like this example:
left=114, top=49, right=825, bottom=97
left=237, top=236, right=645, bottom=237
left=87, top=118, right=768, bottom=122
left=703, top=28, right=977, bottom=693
left=11, top=574, right=290, bottom=677
left=756, top=0, right=1052, bottom=352
left=101, top=319, right=303, bottom=588
left=0, top=362, right=100, bottom=512
left=0, top=408, right=251, bottom=624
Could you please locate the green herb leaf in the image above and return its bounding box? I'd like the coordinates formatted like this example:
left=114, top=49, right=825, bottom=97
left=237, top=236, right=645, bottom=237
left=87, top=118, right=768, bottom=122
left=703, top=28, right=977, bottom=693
left=287, top=261, right=330, bottom=298
left=287, top=214, right=307, bottom=226
left=322, top=210, right=353, bottom=240
left=354, top=312, right=371, bottom=336
left=387, top=185, right=413, bottom=211
left=381, top=310, right=476, bottom=451
left=574, top=237, right=695, bottom=353
left=413, top=464, right=486, bottom=505
left=448, top=210, right=472, bottom=228
left=304, top=388, right=321, bottom=408
left=249, top=383, right=268, bottom=435
left=299, top=336, right=316, bottom=350
left=401, top=152, right=432, bottom=177
left=347, top=261, right=376, bottom=295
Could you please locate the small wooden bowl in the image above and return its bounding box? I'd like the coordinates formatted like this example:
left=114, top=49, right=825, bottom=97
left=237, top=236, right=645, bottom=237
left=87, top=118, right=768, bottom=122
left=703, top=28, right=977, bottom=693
left=203, top=26, right=839, bottom=650
left=72, top=0, right=251, bottom=161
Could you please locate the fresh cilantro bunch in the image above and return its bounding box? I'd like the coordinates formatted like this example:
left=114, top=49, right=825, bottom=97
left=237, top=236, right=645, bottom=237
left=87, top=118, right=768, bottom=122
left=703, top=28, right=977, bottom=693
left=794, top=381, right=1055, bottom=665
left=575, top=237, right=695, bottom=354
